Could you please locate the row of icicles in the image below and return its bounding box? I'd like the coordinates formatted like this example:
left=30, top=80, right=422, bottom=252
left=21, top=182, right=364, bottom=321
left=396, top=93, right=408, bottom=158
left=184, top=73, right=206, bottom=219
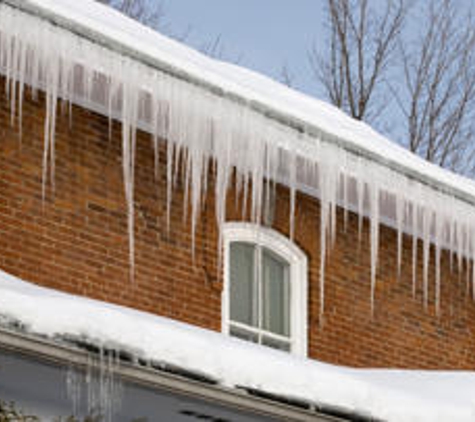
left=66, top=347, right=122, bottom=422
left=1, top=3, right=475, bottom=318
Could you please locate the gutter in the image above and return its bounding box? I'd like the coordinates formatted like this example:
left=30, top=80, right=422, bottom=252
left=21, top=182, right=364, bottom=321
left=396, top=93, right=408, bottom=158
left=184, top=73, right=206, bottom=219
left=3, top=0, right=475, bottom=209
left=0, top=327, right=365, bottom=422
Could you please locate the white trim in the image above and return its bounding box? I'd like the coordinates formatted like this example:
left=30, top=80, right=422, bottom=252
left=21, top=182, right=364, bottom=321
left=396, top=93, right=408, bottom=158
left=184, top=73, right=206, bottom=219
left=222, top=223, right=308, bottom=357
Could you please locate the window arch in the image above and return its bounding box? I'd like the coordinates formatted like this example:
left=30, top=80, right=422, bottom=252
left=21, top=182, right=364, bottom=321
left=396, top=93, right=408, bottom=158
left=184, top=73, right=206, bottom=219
left=222, top=223, right=308, bottom=357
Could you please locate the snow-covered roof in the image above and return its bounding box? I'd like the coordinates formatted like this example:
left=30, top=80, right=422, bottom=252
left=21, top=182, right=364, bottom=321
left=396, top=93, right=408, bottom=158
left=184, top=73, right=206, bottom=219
left=1, top=0, right=475, bottom=313
left=8, top=0, right=475, bottom=203
left=0, top=269, right=474, bottom=422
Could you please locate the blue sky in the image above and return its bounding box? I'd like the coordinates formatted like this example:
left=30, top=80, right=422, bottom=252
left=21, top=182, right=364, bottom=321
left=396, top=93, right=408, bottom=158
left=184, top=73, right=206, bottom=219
left=161, top=0, right=475, bottom=155
left=164, top=0, right=324, bottom=96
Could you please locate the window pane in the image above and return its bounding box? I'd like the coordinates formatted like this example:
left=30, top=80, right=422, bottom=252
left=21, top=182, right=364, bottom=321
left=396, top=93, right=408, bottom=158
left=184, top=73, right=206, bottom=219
left=229, top=242, right=258, bottom=327
left=262, top=336, right=291, bottom=352
left=230, top=325, right=259, bottom=344
left=262, top=248, right=290, bottom=337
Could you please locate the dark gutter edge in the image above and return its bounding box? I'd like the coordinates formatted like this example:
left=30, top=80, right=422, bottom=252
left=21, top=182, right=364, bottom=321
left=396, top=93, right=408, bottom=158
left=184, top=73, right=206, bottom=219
left=240, top=387, right=382, bottom=422
left=3, top=0, right=475, bottom=209
left=0, top=326, right=357, bottom=422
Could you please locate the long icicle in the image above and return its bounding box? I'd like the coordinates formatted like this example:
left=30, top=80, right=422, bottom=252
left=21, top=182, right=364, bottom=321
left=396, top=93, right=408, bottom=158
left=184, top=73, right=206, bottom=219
left=422, top=206, right=432, bottom=309
left=370, top=182, right=380, bottom=314
left=121, top=66, right=138, bottom=282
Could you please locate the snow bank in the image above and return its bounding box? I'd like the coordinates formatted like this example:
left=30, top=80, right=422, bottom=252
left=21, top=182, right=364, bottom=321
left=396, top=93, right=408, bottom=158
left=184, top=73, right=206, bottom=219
left=0, top=269, right=474, bottom=422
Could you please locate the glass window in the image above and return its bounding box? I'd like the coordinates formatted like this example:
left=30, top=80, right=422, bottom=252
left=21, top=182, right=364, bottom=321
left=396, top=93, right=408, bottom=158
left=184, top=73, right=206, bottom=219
left=223, top=224, right=308, bottom=357
left=228, top=243, right=291, bottom=352
left=229, top=242, right=257, bottom=328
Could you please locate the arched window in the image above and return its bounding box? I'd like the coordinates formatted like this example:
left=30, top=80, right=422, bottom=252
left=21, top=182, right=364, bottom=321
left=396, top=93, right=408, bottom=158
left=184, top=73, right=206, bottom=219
left=222, top=223, right=308, bottom=357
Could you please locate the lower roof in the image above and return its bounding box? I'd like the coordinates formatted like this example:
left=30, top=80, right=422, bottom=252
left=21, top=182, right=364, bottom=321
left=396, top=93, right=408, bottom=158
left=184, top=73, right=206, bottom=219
left=0, top=268, right=474, bottom=422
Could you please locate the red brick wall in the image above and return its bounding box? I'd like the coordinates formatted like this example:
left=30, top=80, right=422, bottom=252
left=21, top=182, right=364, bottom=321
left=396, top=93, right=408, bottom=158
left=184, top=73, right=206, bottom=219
left=0, top=80, right=474, bottom=369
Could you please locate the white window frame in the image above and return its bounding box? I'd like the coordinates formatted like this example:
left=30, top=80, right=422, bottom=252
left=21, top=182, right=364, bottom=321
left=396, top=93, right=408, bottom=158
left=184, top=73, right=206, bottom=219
left=222, top=222, right=308, bottom=357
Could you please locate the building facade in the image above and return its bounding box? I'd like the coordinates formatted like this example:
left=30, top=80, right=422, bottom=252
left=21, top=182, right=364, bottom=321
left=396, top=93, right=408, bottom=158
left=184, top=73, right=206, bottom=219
left=3, top=2, right=475, bottom=420
left=1, top=69, right=474, bottom=370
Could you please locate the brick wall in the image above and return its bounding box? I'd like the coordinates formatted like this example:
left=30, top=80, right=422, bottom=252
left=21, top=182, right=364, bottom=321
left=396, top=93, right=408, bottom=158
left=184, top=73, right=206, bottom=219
left=0, top=79, right=474, bottom=369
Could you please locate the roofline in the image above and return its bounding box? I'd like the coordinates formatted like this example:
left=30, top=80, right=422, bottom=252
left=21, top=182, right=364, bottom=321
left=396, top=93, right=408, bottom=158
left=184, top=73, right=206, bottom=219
left=0, top=327, right=356, bottom=422
left=4, top=0, right=475, bottom=209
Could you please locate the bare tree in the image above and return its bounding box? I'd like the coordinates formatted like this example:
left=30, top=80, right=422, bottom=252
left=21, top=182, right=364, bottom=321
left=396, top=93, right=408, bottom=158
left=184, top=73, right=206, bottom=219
left=95, top=0, right=167, bottom=30
left=313, top=0, right=475, bottom=176
left=199, top=34, right=244, bottom=64
left=310, top=0, right=407, bottom=123
left=280, top=62, right=295, bottom=88
left=96, top=0, right=241, bottom=62
left=394, top=0, right=475, bottom=175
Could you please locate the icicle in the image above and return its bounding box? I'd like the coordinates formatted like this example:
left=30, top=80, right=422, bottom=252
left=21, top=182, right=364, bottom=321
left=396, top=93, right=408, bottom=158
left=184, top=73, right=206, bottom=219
left=9, top=34, right=19, bottom=127
left=369, top=182, right=380, bottom=314
left=17, top=37, right=26, bottom=140
left=189, top=136, right=209, bottom=256
left=330, top=185, right=337, bottom=248
left=86, top=353, right=94, bottom=414
left=356, top=159, right=365, bottom=246
left=182, top=149, right=192, bottom=225
left=457, top=221, right=464, bottom=277
left=107, top=74, right=116, bottom=141
left=464, top=225, right=471, bottom=294
left=412, top=200, right=419, bottom=298
left=317, top=142, right=337, bottom=322
left=250, top=132, right=266, bottom=225
left=41, top=56, right=59, bottom=200
left=422, top=206, right=432, bottom=309
left=4, top=23, right=12, bottom=100
left=319, top=187, right=329, bottom=323
left=41, top=94, right=51, bottom=201
left=66, top=365, right=82, bottom=418
left=241, top=168, right=250, bottom=220
left=342, top=172, right=349, bottom=232
left=214, top=112, right=232, bottom=269
left=84, top=347, right=123, bottom=422
left=263, top=142, right=272, bottom=225
left=434, top=210, right=443, bottom=314
left=150, top=89, right=160, bottom=181
left=289, top=148, right=297, bottom=239
left=449, top=216, right=455, bottom=272
left=395, top=190, right=405, bottom=280
left=120, top=64, right=139, bottom=281
left=166, top=141, right=175, bottom=232
left=49, top=69, right=58, bottom=194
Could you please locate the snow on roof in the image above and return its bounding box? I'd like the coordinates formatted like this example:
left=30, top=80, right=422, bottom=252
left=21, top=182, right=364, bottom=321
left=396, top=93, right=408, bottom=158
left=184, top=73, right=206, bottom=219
left=11, top=0, right=475, bottom=202
left=0, top=269, right=474, bottom=422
